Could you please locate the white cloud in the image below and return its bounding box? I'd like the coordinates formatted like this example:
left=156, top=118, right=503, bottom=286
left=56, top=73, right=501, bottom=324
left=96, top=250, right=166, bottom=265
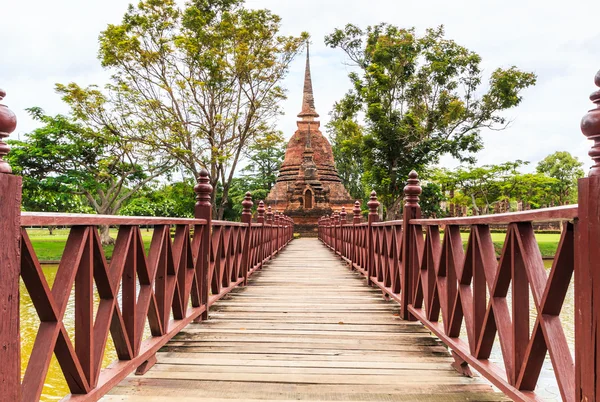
left=2, top=0, right=598, bottom=172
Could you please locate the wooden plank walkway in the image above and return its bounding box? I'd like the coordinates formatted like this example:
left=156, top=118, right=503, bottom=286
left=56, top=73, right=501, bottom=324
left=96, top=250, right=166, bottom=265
left=104, top=238, right=506, bottom=401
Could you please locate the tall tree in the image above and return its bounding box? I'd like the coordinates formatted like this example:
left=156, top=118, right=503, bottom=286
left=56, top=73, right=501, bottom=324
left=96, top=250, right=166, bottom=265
left=241, top=130, right=286, bottom=194
left=13, top=177, right=92, bottom=235
left=325, top=24, right=536, bottom=218
left=327, top=97, right=366, bottom=201
left=509, top=173, right=558, bottom=210
left=536, top=151, right=584, bottom=205
left=7, top=108, right=171, bottom=244
left=57, top=0, right=307, bottom=219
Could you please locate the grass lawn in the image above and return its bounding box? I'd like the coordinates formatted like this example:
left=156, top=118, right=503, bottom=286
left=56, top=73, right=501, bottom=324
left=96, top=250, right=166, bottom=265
left=26, top=227, right=561, bottom=261
left=26, top=228, right=154, bottom=261
left=459, top=232, right=560, bottom=259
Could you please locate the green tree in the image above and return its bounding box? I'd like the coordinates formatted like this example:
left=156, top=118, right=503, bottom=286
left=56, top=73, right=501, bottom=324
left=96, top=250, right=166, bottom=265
left=57, top=0, right=307, bottom=219
left=441, top=161, right=527, bottom=215
left=325, top=24, right=536, bottom=218
left=8, top=108, right=170, bottom=244
left=327, top=97, right=366, bottom=201
left=510, top=173, right=558, bottom=210
left=536, top=151, right=584, bottom=205
left=419, top=182, right=446, bottom=218
left=15, top=178, right=93, bottom=235
left=242, top=130, right=286, bottom=194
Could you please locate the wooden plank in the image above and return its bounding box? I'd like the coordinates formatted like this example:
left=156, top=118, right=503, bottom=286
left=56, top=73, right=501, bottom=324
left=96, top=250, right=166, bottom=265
left=105, top=238, right=504, bottom=401
left=110, top=378, right=507, bottom=400
left=137, top=370, right=478, bottom=385
left=103, top=396, right=506, bottom=402
left=0, top=174, right=21, bottom=402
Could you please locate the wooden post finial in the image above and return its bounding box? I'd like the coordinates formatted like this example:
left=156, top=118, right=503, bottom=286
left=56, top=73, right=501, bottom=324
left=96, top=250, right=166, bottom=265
left=332, top=211, right=340, bottom=224
left=353, top=200, right=362, bottom=224
left=257, top=200, right=265, bottom=223
left=340, top=207, right=347, bottom=223
left=266, top=206, right=273, bottom=223
left=367, top=191, right=379, bottom=219
left=242, top=192, right=253, bottom=219
left=581, top=70, right=600, bottom=176
left=403, top=170, right=422, bottom=207
left=0, top=89, right=17, bottom=174
left=194, top=168, right=213, bottom=208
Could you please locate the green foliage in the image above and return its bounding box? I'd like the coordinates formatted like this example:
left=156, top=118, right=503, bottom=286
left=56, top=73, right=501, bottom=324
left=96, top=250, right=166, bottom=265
left=8, top=108, right=170, bottom=243
left=327, top=98, right=366, bottom=201
left=119, top=180, right=196, bottom=217
left=426, top=152, right=581, bottom=216
left=536, top=151, right=584, bottom=205
left=419, top=182, right=446, bottom=218
left=242, top=131, right=286, bottom=193
left=58, top=0, right=307, bottom=219
left=325, top=24, right=536, bottom=218
left=435, top=161, right=529, bottom=215
left=215, top=130, right=286, bottom=220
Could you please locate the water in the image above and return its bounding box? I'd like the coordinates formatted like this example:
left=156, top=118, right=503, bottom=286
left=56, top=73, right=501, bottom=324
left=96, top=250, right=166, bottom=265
left=480, top=259, right=574, bottom=401
left=20, top=261, right=573, bottom=401
left=20, top=264, right=120, bottom=401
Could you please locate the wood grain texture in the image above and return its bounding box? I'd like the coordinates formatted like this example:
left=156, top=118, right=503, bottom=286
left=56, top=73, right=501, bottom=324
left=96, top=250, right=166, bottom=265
left=410, top=205, right=577, bottom=225
left=0, top=174, right=21, bottom=402
left=20, top=211, right=207, bottom=226
left=104, top=239, right=505, bottom=402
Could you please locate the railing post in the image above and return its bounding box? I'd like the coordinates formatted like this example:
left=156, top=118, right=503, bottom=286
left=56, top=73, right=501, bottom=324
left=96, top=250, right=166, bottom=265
left=266, top=206, right=274, bottom=258
left=401, top=171, right=422, bottom=320
left=367, top=191, right=379, bottom=286
left=324, top=215, right=330, bottom=247
left=274, top=212, right=280, bottom=252
left=318, top=217, right=322, bottom=240
left=351, top=201, right=361, bottom=268
left=257, top=201, right=265, bottom=268
left=576, top=69, right=600, bottom=401
left=287, top=216, right=293, bottom=243
left=332, top=211, right=340, bottom=255
left=194, top=169, right=213, bottom=321
left=241, top=192, right=253, bottom=285
left=0, top=88, right=21, bottom=402
left=340, top=207, right=347, bottom=258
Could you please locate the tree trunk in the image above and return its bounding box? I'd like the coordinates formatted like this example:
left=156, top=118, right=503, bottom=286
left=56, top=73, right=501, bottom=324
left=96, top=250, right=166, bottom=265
left=470, top=194, right=480, bottom=215
left=385, top=197, right=403, bottom=221
left=100, top=225, right=115, bottom=246
left=48, top=225, right=55, bottom=236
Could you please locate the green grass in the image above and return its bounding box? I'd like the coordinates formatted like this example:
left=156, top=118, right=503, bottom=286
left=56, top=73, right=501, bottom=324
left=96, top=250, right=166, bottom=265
left=459, top=232, right=560, bottom=259
left=26, top=228, right=154, bottom=261
left=26, top=228, right=562, bottom=261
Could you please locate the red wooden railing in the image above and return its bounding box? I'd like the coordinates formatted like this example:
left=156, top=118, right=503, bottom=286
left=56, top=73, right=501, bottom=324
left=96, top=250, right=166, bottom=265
left=0, top=93, right=294, bottom=402
left=318, top=71, right=600, bottom=401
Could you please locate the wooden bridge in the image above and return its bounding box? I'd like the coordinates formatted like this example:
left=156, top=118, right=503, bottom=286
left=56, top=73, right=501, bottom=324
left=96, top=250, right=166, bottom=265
left=2, top=71, right=600, bottom=402
left=103, top=238, right=505, bottom=401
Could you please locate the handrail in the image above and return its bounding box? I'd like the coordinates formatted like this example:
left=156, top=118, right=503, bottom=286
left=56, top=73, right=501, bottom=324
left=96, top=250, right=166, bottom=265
left=410, top=204, right=578, bottom=225
left=21, top=211, right=208, bottom=226
left=371, top=220, right=403, bottom=227
left=318, top=173, right=582, bottom=402
left=0, top=167, right=294, bottom=402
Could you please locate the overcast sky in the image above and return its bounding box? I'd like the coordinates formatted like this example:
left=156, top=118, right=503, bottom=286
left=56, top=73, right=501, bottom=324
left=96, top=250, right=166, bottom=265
left=3, top=0, right=599, bottom=173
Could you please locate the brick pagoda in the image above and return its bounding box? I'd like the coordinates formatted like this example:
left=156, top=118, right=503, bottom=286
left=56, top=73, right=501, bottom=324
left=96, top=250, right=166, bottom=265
left=266, top=45, right=354, bottom=235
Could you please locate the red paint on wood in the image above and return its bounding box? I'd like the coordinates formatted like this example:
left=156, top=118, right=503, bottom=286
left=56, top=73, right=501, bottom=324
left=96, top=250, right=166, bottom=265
left=319, top=167, right=579, bottom=402
left=0, top=174, right=21, bottom=402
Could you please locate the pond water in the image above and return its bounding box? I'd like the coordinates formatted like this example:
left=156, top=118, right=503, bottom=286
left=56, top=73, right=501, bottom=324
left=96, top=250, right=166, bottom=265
left=478, top=259, right=573, bottom=401
left=20, top=265, right=115, bottom=400
left=22, top=261, right=571, bottom=401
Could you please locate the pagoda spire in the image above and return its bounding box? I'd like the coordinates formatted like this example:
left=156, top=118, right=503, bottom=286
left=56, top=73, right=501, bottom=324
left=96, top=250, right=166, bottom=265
left=297, top=42, right=319, bottom=120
